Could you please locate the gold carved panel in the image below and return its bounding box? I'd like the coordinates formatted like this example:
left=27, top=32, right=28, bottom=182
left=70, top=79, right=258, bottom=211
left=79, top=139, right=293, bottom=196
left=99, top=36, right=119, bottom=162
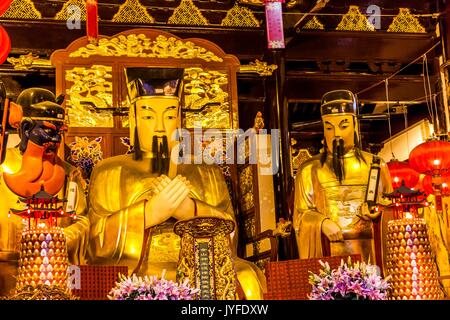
left=239, top=59, right=278, bottom=77
left=55, top=0, right=86, bottom=21
left=168, top=0, right=209, bottom=26
left=112, top=0, right=155, bottom=24
left=69, top=34, right=223, bottom=62
left=1, top=0, right=41, bottom=19
left=175, top=217, right=236, bottom=300
left=303, top=16, right=325, bottom=30
left=221, top=4, right=260, bottom=28
left=239, top=165, right=255, bottom=212
left=244, top=215, right=256, bottom=239
left=65, top=65, right=114, bottom=127
left=336, top=6, right=375, bottom=31
left=388, top=8, right=426, bottom=33
left=183, top=67, right=231, bottom=129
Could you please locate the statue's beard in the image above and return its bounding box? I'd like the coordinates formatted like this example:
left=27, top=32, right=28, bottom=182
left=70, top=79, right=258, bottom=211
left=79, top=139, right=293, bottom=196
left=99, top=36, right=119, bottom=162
left=332, top=138, right=345, bottom=184
left=151, top=135, right=169, bottom=175
left=3, top=141, right=66, bottom=197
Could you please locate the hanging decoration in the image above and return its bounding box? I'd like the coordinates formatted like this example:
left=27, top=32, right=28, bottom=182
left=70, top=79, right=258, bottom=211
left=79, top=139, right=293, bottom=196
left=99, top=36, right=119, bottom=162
left=409, top=140, right=450, bottom=177
left=86, top=0, right=98, bottom=44
left=264, top=0, right=285, bottom=49
left=422, top=174, right=450, bottom=197
left=409, top=139, right=450, bottom=206
left=387, top=159, right=420, bottom=189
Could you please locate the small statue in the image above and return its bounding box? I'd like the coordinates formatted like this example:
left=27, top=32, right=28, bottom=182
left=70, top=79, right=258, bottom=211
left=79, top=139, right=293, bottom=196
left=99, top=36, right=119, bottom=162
left=272, top=218, right=293, bottom=238
left=253, top=111, right=264, bottom=132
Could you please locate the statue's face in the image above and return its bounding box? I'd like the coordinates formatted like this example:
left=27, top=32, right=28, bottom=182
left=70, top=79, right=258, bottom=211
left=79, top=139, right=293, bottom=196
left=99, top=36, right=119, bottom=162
left=322, top=114, right=355, bottom=153
left=20, top=119, right=66, bottom=157
left=133, top=96, right=179, bottom=153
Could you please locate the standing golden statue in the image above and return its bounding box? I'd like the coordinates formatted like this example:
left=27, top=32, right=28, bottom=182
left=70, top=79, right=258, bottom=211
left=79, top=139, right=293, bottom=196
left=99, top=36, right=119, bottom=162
left=86, top=67, right=265, bottom=299
left=293, top=90, right=392, bottom=264
left=0, top=88, right=89, bottom=295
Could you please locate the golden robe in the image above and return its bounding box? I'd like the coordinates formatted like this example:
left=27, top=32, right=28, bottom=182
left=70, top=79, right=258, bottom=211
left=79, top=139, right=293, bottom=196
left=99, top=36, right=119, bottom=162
left=86, top=154, right=266, bottom=299
left=293, top=149, right=392, bottom=264
left=0, top=147, right=89, bottom=295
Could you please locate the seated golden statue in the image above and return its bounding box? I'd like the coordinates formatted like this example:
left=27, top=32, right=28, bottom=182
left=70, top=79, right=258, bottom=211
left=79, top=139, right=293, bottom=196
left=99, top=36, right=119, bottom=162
left=0, top=88, right=88, bottom=295
left=293, top=90, right=392, bottom=264
left=86, top=67, right=265, bottom=299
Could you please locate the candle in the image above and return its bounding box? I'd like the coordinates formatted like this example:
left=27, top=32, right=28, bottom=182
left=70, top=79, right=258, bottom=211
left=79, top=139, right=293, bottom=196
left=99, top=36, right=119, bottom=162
left=16, top=226, right=69, bottom=289
left=386, top=218, right=442, bottom=300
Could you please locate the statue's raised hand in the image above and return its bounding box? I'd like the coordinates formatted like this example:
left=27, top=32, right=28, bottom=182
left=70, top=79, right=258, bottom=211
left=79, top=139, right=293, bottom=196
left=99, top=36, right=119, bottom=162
left=144, top=175, right=191, bottom=229
left=321, top=219, right=344, bottom=242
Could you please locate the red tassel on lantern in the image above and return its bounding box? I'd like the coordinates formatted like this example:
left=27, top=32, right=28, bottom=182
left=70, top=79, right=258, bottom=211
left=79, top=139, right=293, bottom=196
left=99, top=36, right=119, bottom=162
left=0, top=25, right=11, bottom=65
left=86, top=0, right=98, bottom=45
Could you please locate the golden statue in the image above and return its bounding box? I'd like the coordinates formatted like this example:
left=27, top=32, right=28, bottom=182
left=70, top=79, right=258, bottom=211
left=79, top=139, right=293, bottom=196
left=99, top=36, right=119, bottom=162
left=0, top=88, right=89, bottom=295
left=293, top=90, right=392, bottom=264
left=86, top=67, right=266, bottom=299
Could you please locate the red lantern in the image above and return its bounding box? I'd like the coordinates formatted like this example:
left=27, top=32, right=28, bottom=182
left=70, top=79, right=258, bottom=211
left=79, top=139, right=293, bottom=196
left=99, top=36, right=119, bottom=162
left=409, top=140, right=450, bottom=176
left=0, top=0, right=13, bottom=16
left=0, top=25, right=11, bottom=65
left=422, top=174, right=450, bottom=196
left=387, top=159, right=420, bottom=189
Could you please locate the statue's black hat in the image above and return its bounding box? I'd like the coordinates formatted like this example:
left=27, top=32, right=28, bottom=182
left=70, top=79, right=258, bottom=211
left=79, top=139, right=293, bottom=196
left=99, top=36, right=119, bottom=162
left=124, top=67, right=184, bottom=103
left=321, top=90, right=358, bottom=116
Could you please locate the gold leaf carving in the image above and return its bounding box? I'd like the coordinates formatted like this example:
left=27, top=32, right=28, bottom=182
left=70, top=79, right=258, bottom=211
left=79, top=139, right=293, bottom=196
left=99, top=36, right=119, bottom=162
left=112, top=0, right=155, bottom=24
left=69, top=34, right=223, bottom=62
left=221, top=4, right=260, bottom=27
left=336, top=6, right=375, bottom=31
left=1, top=0, right=41, bottom=19
left=388, top=8, right=426, bottom=33
left=239, top=59, right=277, bottom=77
left=183, top=67, right=230, bottom=129
left=55, top=0, right=86, bottom=21
left=65, top=65, right=114, bottom=127
left=168, top=0, right=209, bottom=26
left=303, top=16, right=325, bottom=30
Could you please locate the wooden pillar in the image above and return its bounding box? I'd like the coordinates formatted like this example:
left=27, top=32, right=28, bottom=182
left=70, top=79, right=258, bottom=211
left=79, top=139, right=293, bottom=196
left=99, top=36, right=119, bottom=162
left=266, top=49, right=297, bottom=260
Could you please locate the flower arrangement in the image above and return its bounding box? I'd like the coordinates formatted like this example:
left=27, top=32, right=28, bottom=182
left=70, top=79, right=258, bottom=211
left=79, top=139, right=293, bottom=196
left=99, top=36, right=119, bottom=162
left=69, top=136, right=103, bottom=181
left=308, top=258, right=390, bottom=300
left=108, top=271, right=199, bottom=300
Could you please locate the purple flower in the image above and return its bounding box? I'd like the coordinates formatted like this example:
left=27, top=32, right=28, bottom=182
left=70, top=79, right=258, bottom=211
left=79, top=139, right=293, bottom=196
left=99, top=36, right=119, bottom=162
left=108, top=271, right=199, bottom=300
left=308, top=259, right=390, bottom=300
